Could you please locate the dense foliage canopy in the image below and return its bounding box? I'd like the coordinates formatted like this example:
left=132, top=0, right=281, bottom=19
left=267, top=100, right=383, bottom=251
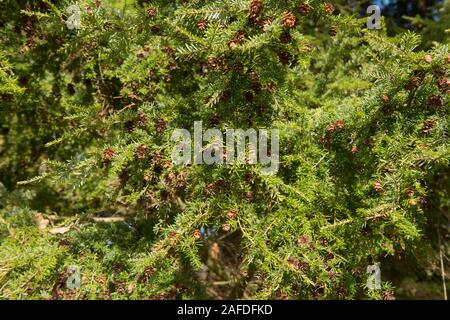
left=0, top=0, right=448, bottom=299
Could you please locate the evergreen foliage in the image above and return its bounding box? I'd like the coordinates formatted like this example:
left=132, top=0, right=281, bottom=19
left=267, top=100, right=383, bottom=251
left=0, top=0, right=448, bottom=299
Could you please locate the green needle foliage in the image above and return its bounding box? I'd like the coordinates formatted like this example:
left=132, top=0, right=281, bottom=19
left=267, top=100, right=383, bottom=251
left=0, top=0, right=448, bottom=300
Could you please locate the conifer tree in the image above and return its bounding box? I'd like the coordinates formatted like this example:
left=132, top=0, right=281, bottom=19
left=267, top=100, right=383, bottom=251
left=0, top=0, right=448, bottom=299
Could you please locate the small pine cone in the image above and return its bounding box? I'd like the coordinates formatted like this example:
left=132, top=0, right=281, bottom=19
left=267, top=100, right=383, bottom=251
left=383, top=291, right=395, bottom=300
left=218, top=56, right=229, bottom=70
left=447, top=55, right=450, bottom=63
left=248, top=14, right=260, bottom=27
left=250, top=0, right=263, bottom=15
left=135, top=144, right=148, bottom=160
left=323, top=3, right=335, bottom=15
left=162, top=160, right=171, bottom=169
left=227, top=209, right=237, bottom=220
left=244, top=191, right=254, bottom=202
left=326, top=123, right=336, bottom=133
left=208, top=56, right=219, bottom=68
left=282, top=12, right=297, bottom=29
left=168, top=231, right=178, bottom=243
left=228, top=31, right=247, bottom=49
left=155, top=118, right=167, bottom=133
left=228, top=39, right=239, bottom=50
left=152, top=150, right=163, bottom=164
left=136, top=51, right=146, bottom=60
left=297, top=235, right=311, bottom=247
left=437, top=78, right=450, bottom=94
left=424, top=54, right=432, bottom=63
left=139, top=267, right=155, bottom=283
left=205, top=183, right=216, bottom=195
left=374, top=181, right=384, bottom=193
left=259, top=16, right=273, bottom=30
left=382, top=94, right=390, bottom=105
left=287, top=256, right=299, bottom=267
left=280, top=31, right=292, bottom=44
left=162, top=45, right=174, bottom=56
left=299, top=3, right=311, bottom=16
left=136, top=111, right=148, bottom=127
left=278, top=51, right=292, bottom=65
left=102, top=148, right=115, bottom=163
left=192, top=229, right=202, bottom=240
left=143, top=173, right=152, bottom=183
left=58, top=239, right=71, bottom=247
left=427, top=95, right=442, bottom=109
left=351, top=145, right=359, bottom=154
left=147, top=7, right=157, bottom=18
left=408, top=76, right=422, bottom=88
left=222, top=224, right=231, bottom=232
left=162, top=74, right=172, bottom=82
left=405, top=188, right=415, bottom=198
left=95, top=0, right=101, bottom=8
left=335, top=119, right=345, bottom=129
left=421, top=119, right=435, bottom=134
left=266, top=80, right=276, bottom=93
left=328, top=26, right=337, bottom=36
left=176, top=172, right=188, bottom=187
left=151, top=25, right=160, bottom=34
left=197, top=18, right=208, bottom=31
left=383, top=164, right=394, bottom=174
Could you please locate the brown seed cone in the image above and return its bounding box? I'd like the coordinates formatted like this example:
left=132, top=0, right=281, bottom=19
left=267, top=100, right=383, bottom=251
left=382, top=94, right=390, bottom=105
left=297, top=235, right=311, bottom=247
left=227, top=209, right=237, bottom=220
left=135, top=144, right=148, bottom=160
left=266, top=80, right=276, bottom=93
left=282, top=12, right=297, bottom=29
left=298, top=3, right=311, bottom=16
left=405, top=188, right=415, bottom=198
left=328, top=26, right=337, bottom=36
left=427, top=95, right=442, bottom=109
left=421, top=119, right=435, bottom=134
left=208, top=56, right=219, bottom=68
left=228, top=30, right=247, bottom=49
left=248, top=13, right=261, bottom=27
left=383, top=291, right=395, bottom=300
left=250, top=0, right=263, bottom=15
left=197, top=18, right=208, bottom=31
left=244, top=191, right=254, bottom=202
left=374, top=181, right=384, bottom=193
left=335, top=119, right=345, bottom=129
left=259, top=16, right=273, bottom=30
left=437, top=78, right=450, bottom=94
left=408, top=76, right=422, bottom=88
left=155, top=118, right=167, bottom=133
left=151, top=24, right=160, bottom=34
left=326, top=123, right=336, bottom=133
left=102, top=148, right=115, bottom=163
left=147, top=7, right=157, bottom=18
left=192, top=229, right=202, bottom=239
left=280, top=31, right=292, bottom=44
left=278, top=51, right=292, bottom=65
left=222, top=224, right=231, bottom=232
left=136, top=111, right=148, bottom=127
left=323, top=3, right=335, bottom=15
left=143, top=173, right=152, bottom=183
